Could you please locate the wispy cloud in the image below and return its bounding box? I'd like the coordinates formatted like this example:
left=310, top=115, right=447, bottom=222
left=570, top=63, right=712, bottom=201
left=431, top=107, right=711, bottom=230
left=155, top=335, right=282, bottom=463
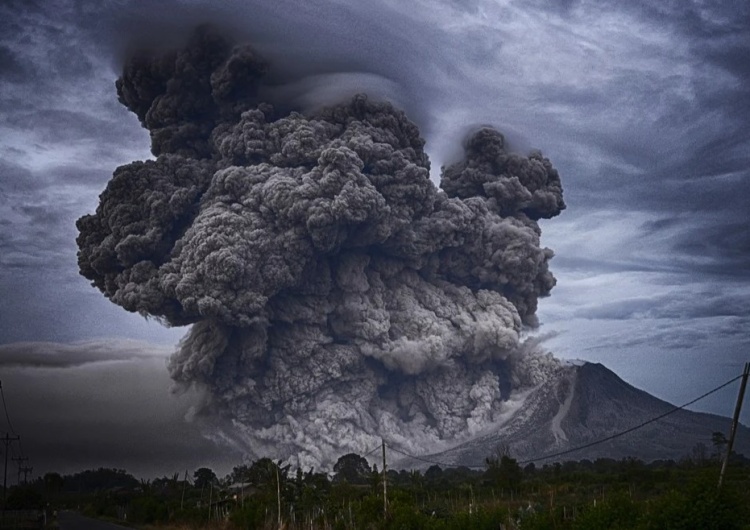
left=0, top=339, right=174, bottom=368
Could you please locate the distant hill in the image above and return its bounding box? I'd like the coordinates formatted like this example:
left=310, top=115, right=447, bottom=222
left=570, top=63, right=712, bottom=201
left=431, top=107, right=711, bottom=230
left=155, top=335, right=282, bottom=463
left=395, top=362, right=750, bottom=468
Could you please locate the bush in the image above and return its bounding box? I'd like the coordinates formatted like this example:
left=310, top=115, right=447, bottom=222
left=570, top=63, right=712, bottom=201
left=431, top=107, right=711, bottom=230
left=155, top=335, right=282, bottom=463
left=128, top=495, right=169, bottom=524
left=641, top=475, right=746, bottom=530
left=572, top=492, right=640, bottom=530
left=6, top=485, right=43, bottom=510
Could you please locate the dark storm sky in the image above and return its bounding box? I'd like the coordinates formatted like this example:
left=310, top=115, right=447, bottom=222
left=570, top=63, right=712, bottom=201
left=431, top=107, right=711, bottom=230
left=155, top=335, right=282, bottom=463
left=0, top=0, right=748, bottom=477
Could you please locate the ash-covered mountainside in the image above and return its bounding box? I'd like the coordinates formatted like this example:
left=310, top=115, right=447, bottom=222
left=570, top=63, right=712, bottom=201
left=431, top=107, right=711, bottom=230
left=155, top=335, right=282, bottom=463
left=396, top=362, right=750, bottom=468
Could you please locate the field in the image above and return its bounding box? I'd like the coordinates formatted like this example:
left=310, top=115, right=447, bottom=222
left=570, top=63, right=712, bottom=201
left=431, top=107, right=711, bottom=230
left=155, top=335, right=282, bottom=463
left=6, top=451, right=750, bottom=529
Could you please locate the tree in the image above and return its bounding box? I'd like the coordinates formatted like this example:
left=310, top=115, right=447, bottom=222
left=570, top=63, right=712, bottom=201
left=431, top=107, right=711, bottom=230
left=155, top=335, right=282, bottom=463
left=484, top=454, right=522, bottom=492
left=7, top=486, right=43, bottom=510
left=246, top=458, right=288, bottom=490
left=711, top=431, right=728, bottom=461
left=333, top=453, right=372, bottom=485
left=230, top=464, right=252, bottom=485
left=690, top=442, right=708, bottom=465
left=62, top=468, right=138, bottom=492
left=44, top=472, right=63, bottom=496
left=424, top=465, right=442, bottom=481
left=193, top=467, right=217, bottom=489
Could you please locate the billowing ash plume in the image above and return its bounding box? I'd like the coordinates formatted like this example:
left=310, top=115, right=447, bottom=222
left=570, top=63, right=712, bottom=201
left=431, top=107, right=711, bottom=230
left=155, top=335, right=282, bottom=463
left=77, top=26, right=565, bottom=468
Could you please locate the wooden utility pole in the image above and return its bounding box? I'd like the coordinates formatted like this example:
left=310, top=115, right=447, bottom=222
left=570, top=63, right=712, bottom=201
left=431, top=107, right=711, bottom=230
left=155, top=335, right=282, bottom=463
left=276, top=463, right=282, bottom=529
left=20, top=466, right=32, bottom=484
left=1, top=433, right=20, bottom=517
left=382, top=439, right=387, bottom=519
left=207, top=481, right=213, bottom=520
left=719, top=362, right=750, bottom=488
left=180, top=470, right=188, bottom=511
left=12, top=456, right=28, bottom=485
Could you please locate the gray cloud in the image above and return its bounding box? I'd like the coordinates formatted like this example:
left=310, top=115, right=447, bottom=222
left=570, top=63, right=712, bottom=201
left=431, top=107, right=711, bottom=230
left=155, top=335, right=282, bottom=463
left=472, top=2, right=750, bottom=287
left=0, top=159, right=36, bottom=195
left=574, top=291, right=750, bottom=322
left=1, top=348, right=243, bottom=478
left=3, top=0, right=745, bottom=284
left=76, top=28, right=566, bottom=469
left=0, top=339, right=172, bottom=368
left=4, top=109, right=142, bottom=146
left=0, top=45, right=27, bottom=83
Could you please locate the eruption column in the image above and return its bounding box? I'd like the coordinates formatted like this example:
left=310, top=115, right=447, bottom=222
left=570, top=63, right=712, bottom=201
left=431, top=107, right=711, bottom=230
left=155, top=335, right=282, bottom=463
left=77, top=27, right=565, bottom=468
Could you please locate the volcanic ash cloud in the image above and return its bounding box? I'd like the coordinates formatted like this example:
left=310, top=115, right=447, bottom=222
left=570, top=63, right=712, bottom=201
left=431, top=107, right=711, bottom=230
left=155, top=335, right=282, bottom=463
left=76, top=27, right=565, bottom=468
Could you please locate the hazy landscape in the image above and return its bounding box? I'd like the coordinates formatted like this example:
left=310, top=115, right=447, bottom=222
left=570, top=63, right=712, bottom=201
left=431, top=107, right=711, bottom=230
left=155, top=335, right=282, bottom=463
left=1, top=0, right=749, bottom=528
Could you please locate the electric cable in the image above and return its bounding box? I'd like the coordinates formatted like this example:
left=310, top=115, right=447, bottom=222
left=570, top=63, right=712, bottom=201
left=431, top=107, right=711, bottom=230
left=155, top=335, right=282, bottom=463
left=382, top=372, right=745, bottom=469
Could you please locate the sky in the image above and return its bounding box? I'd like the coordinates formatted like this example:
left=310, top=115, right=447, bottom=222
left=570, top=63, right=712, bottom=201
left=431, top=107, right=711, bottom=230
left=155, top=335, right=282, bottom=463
left=0, top=0, right=748, bottom=478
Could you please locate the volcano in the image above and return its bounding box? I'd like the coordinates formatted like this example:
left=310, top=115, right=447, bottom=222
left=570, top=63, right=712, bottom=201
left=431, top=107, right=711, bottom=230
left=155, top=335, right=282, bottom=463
left=394, top=362, right=750, bottom=468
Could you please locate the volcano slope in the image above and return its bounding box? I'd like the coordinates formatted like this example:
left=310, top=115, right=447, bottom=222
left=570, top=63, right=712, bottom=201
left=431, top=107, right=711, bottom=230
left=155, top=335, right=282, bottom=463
left=395, top=361, right=750, bottom=468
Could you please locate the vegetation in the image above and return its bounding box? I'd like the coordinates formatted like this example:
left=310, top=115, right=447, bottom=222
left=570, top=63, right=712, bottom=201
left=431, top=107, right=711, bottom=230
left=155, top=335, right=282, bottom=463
left=4, top=449, right=750, bottom=529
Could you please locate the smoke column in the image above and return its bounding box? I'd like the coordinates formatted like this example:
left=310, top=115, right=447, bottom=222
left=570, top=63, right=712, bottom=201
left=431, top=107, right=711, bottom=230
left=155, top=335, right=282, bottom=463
left=77, top=27, right=565, bottom=468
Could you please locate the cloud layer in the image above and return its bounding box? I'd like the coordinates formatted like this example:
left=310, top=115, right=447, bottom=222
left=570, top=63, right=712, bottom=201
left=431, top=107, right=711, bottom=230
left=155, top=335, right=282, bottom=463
left=0, top=340, right=242, bottom=479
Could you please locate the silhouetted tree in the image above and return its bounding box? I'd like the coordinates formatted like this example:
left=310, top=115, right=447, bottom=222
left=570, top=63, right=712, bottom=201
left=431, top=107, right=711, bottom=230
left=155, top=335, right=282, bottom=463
left=193, top=467, right=217, bottom=489
left=334, top=453, right=372, bottom=484
left=712, top=431, right=729, bottom=461
left=485, top=454, right=522, bottom=491
left=424, top=465, right=443, bottom=483
left=690, top=442, right=709, bottom=465
left=43, top=472, right=63, bottom=497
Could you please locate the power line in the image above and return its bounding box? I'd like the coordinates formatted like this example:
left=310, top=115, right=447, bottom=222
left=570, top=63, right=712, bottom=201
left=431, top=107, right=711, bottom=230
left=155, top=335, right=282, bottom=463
left=0, top=382, right=16, bottom=435
left=12, top=456, right=28, bottom=485
left=0, top=381, right=24, bottom=459
left=386, top=442, right=480, bottom=469
left=362, top=444, right=381, bottom=458
left=19, top=466, right=32, bottom=485
left=517, top=372, right=744, bottom=465
left=383, top=371, right=746, bottom=470
left=2, top=432, right=20, bottom=516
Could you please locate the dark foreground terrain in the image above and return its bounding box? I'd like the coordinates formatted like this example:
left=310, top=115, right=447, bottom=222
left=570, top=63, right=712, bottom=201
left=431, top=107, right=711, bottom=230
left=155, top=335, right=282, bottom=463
left=57, top=511, right=131, bottom=530
left=4, top=452, right=750, bottom=529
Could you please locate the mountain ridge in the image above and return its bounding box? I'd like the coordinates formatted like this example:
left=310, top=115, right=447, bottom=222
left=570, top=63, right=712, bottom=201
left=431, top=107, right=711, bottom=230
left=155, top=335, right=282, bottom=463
left=394, top=362, right=750, bottom=469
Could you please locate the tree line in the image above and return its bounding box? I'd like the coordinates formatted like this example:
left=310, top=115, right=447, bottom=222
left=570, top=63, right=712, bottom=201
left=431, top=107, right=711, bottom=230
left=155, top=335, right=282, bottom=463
left=4, top=444, right=750, bottom=529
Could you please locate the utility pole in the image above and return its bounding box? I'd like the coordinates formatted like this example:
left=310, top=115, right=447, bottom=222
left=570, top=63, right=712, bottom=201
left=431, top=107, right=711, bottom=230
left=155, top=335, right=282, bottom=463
left=20, top=466, right=32, bottom=484
left=207, top=481, right=213, bottom=521
left=382, top=439, right=387, bottom=519
left=276, top=463, right=282, bottom=530
left=12, top=456, right=28, bottom=485
left=180, top=470, right=188, bottom=511
left=719, top=362, right=750, bottom=488
left=1, top=433, right=20, bottom=518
